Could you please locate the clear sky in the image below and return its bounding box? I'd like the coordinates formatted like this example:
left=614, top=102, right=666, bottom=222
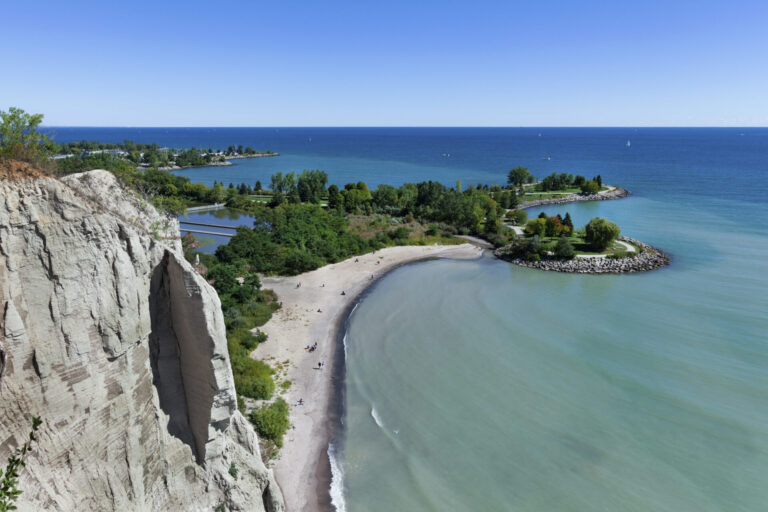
left=2, top=0, right=767, bottom=126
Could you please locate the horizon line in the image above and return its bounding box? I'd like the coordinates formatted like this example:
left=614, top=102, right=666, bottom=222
left=42, top=125, right=768, bottom=129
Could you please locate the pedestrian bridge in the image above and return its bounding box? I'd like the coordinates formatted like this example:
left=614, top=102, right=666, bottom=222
left=179, top=220, right=239, bottom=238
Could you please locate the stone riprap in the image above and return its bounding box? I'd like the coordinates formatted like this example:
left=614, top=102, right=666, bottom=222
left=518, top=187, right=630, bottom=210
left=494, top=236, right=670, bottom=274
left=0, top=167, right=284, bottom=511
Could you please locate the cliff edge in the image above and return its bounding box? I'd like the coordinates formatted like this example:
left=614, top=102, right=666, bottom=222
left=0, top=163, right=284, bottom=511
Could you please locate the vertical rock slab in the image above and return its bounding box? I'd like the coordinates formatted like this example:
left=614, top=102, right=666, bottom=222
left=0, top=166, right=283, bottom=511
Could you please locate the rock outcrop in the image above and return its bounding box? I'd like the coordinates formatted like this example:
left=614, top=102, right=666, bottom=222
left=0, top=164, right=284, bottom=511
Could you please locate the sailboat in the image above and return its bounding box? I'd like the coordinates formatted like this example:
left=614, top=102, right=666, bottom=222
left=626, top=140, right=631, bottom=148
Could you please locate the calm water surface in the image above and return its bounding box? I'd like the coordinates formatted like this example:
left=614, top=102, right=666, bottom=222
left=48, top=128, right=768, bottom=510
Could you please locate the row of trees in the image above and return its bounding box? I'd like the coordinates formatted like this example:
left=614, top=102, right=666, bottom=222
left=511, top=214, right=621, bottom=261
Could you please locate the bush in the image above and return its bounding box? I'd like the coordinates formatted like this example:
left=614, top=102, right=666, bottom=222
left=249, top=398, right=291, bottom=447
left=485, top=233, right=509, bottom=248
left=525, top=252, right=541, bottom=262
left=554, top=236, right=575, bottom=259
left=389, top=226, right=411, bottom=240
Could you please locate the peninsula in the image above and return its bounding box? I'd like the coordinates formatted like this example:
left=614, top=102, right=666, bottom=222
left=1, top=107, right=669, bottom=512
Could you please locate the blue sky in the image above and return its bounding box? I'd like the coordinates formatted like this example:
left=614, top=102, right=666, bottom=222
left=2, top=0, right=767, bottom=126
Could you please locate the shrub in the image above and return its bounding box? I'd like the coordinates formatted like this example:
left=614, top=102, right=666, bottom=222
left=230, top=350, right=274, bottom=400
left=525, top=252, right=541, bottom=262
left=249, top=398, right=291, bottom=447
left=554, top=236, right=575, bottom=259
left=0, top=416, right=42, bottom=510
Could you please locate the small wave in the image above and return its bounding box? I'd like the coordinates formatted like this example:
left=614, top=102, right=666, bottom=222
left=371, top=407, right=384, bottom=428
left=328, top=442, right=347, bottom=512
left=342, top=332, right=348, bottom=358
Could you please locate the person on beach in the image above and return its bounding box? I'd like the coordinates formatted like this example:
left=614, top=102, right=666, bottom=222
left=341, top=291, right=346, bottom=295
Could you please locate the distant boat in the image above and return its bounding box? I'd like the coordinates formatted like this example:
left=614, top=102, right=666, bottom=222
left=442, top=153, right=450, bottom=158
left=543, top=156, right=551, bottom=161
left=626, top=140, right=631, bottom=147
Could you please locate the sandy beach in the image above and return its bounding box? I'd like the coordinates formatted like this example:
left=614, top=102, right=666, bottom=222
left=252, top=243, right=484, bottom=511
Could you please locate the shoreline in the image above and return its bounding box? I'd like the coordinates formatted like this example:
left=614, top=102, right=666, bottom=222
left=252, top=244, right=484, bottom=512
left=495, top=236, right=670, bottom=273
left=517, top=186, right=630, bottom=210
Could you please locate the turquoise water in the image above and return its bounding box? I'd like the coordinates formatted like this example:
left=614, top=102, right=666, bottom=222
left=47, top=128, right=768, bottom=510
left=340, top=193, right=768, bottom=511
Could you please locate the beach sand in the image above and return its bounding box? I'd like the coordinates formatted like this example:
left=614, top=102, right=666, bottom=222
left=252, top=243, right=484, bottom=511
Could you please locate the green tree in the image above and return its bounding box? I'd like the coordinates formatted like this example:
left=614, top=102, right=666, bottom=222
left=484, top=203, right=502, bottom=235
left=327, top=184, right=342, bottom=210
left=296, top=169, right=328, bottom=203
left=554, top=236, right=575, bottom=259
left=563, top=212, right=574, bottom=230
left=581, top=180, right=600, bottom=194
left=510, top=209, right=527, bottom=226
left=584, top=217, right=620, bottom=251
left=525, top=218, right=547, bottom=237
left=210, top=182, right=227, bottom=203
left=0, top=107, right=53, bottom=165
left=507, top=166, right=530, bottom=187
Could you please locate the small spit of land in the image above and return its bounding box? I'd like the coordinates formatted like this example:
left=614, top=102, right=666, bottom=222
left=53, top=139, right=278, bottom=173
left=253, top=244, right=482, bottom=512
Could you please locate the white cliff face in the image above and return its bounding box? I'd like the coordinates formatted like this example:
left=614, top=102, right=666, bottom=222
left=0, top=169, right=284, bottom=511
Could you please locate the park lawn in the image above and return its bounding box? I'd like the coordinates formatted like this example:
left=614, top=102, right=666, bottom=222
left=523, top=193, right=571, bottom=200
left=539, top=235, right=629, bottom=256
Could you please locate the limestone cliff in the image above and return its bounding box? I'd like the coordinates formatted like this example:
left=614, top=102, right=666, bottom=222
left=0, top=164, right=284, bottom=511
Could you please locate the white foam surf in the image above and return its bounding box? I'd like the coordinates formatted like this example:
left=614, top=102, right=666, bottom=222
left=370, top=407, right=384, bottom=429
left=328, top=442, right=347, bottom=512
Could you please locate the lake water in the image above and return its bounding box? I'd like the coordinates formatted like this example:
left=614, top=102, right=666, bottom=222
left=47, top=127, right=768, bottom=511
left=178, top=208, right=254, bottom=254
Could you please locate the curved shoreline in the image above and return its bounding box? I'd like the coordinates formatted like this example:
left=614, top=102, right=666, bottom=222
left=495, top=236, right=670, bottom=273
left=517, top=186, right=630, bottom=210
left=253, top=244, right=484, bottom=511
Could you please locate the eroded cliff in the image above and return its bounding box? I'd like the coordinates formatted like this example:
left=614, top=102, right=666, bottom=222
left=0, top=164, right=284, bottom=511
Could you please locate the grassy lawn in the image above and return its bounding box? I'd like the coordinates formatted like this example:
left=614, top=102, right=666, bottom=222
left=522, top=193, right=571, bottom=200
left=539, top=235, right=631, bottom=256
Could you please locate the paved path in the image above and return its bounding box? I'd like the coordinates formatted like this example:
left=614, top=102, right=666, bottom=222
left=616, top=240, right=636, bottom=252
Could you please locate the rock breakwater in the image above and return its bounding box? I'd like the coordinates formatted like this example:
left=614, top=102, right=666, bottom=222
left=494, top=236, right=669, bottom=274
left=518, top=187, right=630, bottom=210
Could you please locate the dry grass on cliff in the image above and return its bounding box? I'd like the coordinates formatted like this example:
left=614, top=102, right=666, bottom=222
left=0, top=158, right=48, bottom=180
